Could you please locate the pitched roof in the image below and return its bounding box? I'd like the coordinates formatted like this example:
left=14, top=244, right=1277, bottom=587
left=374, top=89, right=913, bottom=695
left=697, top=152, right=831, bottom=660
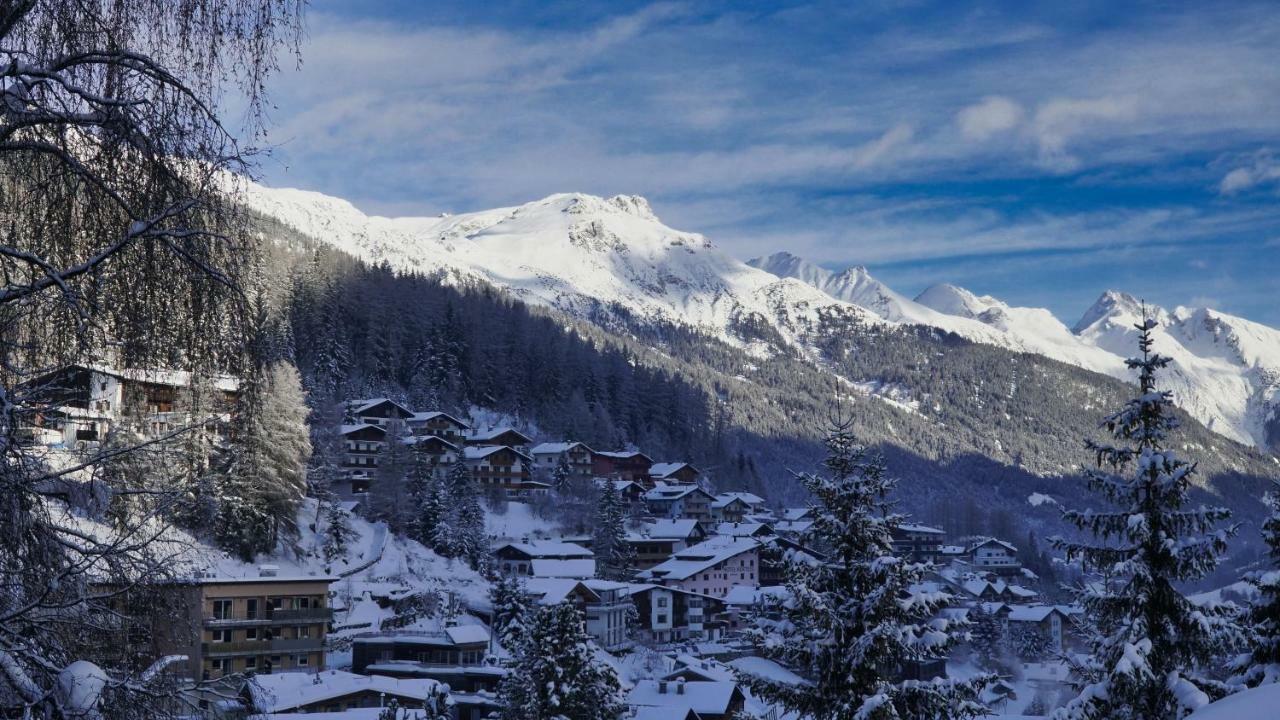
left=628, top=680, right=741, bottom=715
left=409, top=410, right=471, bottom=428
left=644, top=484, right=712, bottom=502
left=713, top=522, right=773, bottom=538
left=247, top=670, right=445, bottom=713
left=494, top=541, right=593, bottom=559
left=338, top=423, right=385, bottom=437
left=530, top=558, right=597, bottom=579
left=715, top=491, right=766, bottom=506
left=596, top=449, right=654, bottom=462
left=897, top=523, right=946, bottom=535
left=645, top=536, right=760, bottom=581
left=403, top=435, right=460, bottom=450
left=968, top=537, right=1019, bottom=553
left=347, top=398, right=415, bottom=417
left=649, top=461, right=698, bottom=478
left=530, top=441, right=593, bottom=455
left=521, top=578, right=598, bottom=605
left=468, top=426, right=533, bottom=443
left=627, top=519, right=700, bottom=541
left=463, top=444, right=533, bottom=461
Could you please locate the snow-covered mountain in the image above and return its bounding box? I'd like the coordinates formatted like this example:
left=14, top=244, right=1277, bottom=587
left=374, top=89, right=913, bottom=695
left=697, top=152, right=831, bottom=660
left=242, top=181, right=1280, bottom=453
left=757, top=253, right=1280, bottom=451
left=242, top=186, right=875, bottom=356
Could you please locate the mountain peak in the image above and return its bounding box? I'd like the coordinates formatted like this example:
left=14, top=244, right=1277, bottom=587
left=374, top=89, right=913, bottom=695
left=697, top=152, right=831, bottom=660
left=1073, top=290, right=1160, bottom=335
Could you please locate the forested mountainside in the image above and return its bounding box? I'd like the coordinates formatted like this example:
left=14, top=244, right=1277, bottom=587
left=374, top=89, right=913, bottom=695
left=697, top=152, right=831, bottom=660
left=255, top=213, right=1280, bottom=586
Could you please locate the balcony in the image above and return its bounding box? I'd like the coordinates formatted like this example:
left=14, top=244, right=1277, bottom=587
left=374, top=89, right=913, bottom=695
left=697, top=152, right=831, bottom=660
left=202, top=636, right=324, bottom=657
left=204, top=607, right=333, bottom=627
left=270, top=637, right=323, bottom=653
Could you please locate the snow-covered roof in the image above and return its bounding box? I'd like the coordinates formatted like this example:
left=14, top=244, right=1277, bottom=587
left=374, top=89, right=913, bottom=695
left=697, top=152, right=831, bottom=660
left=83, top=364, right=240, bottom=392
left=596, top=449, right=653, bottom=461
left=1186, top=678, right=1280, bottom=720
left=649, top=461, right=697, bottom=478
left=1006, top=605, right=1071, bottom=623
left=897, top=523, right=945, bottom=535
left=667, top=655, right=736, bottom=682
left=247, top=669, right=445, bottom=713
left=967, top=537, right=1019, bottom=553
left=780, top=507, right=812, bottom=521
left=347, top=397, right=415, bottom=416
left=646, top=537, right=760, bottom=582
left=338, top=422, right=385, bottom=437
left=714, top=491, right=765, bottom=506
left=629, top=707, right=699, bottom=720
left=713, top=522, right=772, bottom=537
left=467, top=426, right=532, bottom=443
left=628, top=680, right=740, bottom=715
left=723, top=584, right=789, bottom=607
left=530, top=558, right=597, bottom=578
left=728, top=656, right=807, bottom=686
left=445, top=625, right=491, bottom=645
left=494, top=540, right=593, bottom=559
left=530, top=441, right=593, bottom=455
left=463, top=444, right=533, bottom=461
left=522, top=577, right=596, bottom=605
left=627, top=518, right=700, bottom=541
left=643, top=484, right=710, bottom=502
left=409, top=410, right=470, bottom=428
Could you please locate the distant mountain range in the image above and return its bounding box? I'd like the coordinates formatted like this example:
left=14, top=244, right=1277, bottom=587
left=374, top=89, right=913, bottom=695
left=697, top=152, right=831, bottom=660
left=241, top=183, right=1280, bottom=455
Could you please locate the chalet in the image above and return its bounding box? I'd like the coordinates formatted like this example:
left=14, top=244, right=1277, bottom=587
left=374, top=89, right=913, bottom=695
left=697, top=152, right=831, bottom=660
left=628, top=680, right=747, bottom=720
left=345, top=398, right=415, bottom=427
left=644, top=483, right=716, bottom=522
left=780, top=507, right=814, bottom=522
left=709, top=492, right=766, bottom=523
left=1003, top=605, right=1078, bottom=650
left=493, top=540, right=593, bottom=577
left=593, top=450, right=654, bottom=483
left=604, top=478, right=647, bottom=503
left=340, top=423, right=387, bottom=493
left=462, top=445, right=533, bottom=495
left=649, top=461, right=701, bottom=485
left=522, top=578, right=634, bottom=652
left=713, top=522, right=774, bottom=539
left=952, top=575, right=1039, bottom=603
left=626, top=519, right=707, bottom=570
left=465, top=426, right=533, bottom=450
left=890, top=524, right=946, bottom=563
left=407, top=410, right=470, bottom=442
left=244, top=670, right=450, bottom=716
left=530, top=441, right=596, bottom=482
left=645, top=536, right=761, bottom=598
left=19, top=364, right=238, bottom=446
left=351, top=626, right=504, bottom=716
left=405, top=434, right=461, bottom=468
left=967, top=537, right=1022, bottom=574
left=625, top=584, right=724, bottom=644
left=722, top=585, right=790, bottom=632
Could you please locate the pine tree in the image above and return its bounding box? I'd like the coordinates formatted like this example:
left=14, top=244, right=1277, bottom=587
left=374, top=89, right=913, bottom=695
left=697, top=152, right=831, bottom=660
left=593, top=482, right=636, bottom=581
left=553, top=453, right=573, bottom=492
left=255, top=361, right=313, bottom=544
left=323, top=500, right=356, bottom=565
left=450, top=463, right=488, bottom=570
left=490, top=574, right=533, bottom=650
left=741, top=414, right=989, bottom=720
left=1052, top=316, right=1238, bottom=720
left=1230, top=482, right=1280, bottom=687
left=370, top=419, right=413, bottom=531
left=498, top=603, right=625, bottom=720
left=967, top=604, right=1007, bottom=672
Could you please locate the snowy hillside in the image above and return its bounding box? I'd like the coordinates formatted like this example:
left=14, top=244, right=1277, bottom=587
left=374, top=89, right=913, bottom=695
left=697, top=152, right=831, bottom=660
left=242, top=181, right=1279, bottom=452
left=757, top=254, right=1280, bottom=452
left=241, top=184, right=875, bottom=357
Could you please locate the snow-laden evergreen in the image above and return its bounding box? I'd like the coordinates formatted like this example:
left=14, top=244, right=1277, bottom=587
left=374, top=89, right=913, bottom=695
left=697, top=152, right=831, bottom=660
left=593, top=481, right=637, bottom=581
left=498, top=603, right=626, bottom=720
left=489, top=574, right=534, bottom=650
left=1053, top=317, right=1239, bottom=719
left=1231, top=483, right=1280, bottom=687
left=740, top=415, right=990, bottom=719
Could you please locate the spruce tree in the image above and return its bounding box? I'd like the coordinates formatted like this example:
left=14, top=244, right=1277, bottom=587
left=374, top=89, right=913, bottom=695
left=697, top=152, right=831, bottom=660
left=1230, top=482, right=1280, bottom=687
left=741, top=414, right=989, bottom=720
left=323, top=500, right=356, bottom=565
left=498, top=603, right=625, bottom=720
left=553, top=453, right=573, bottom=492
left=593, top=482, right=636, bottom=581
left=490, top=574, right=533, bottom=650
left=1053, top=316, right=1238, bottom=720
left=255, top=361, right=313, bottom=544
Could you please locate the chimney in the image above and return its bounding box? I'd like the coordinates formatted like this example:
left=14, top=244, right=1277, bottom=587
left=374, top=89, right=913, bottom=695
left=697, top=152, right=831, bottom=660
left=676, top=678, right=686, bottom=695
left=658, top=681, right=668, bottom=694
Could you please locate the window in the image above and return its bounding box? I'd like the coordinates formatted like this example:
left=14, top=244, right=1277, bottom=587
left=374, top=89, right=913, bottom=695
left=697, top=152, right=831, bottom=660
left=211, top=599, right=233, bottom=620
left=657, top=614, right=668, bottom=624
left=245, top=628, right=259, bottom=640
left=211, top=629, right=232, bottom=643
left=657, top=597, right=668, bottom=608
left=246, top=599, right=258, bottom=619
left=296, top=655, right=309, bottom=667
left=244, top=657, right=257, bottom=671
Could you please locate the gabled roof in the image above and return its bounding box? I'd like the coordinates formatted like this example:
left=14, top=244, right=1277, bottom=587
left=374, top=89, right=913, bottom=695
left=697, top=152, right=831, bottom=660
left=247, top=669, right=445, bottom=713
left=644, top=484, right=713, bottom=502
left=530, top=441, right=594, bottom=455
left=781, top=507, right=813, bottom=521
left=713, top=522, right=773, bottom=538
left=968, top=537, right=1019, bottom=553
left=710, top=496, right=750, bottom=510
left=897, top=523, right=946, bottom=535
left=403, top=435, right=460, bottom=451
left=347, top=398, right=415, bottom=418
left=463, top=444, right=533, bottom=462
left=1007, top=605, right=1073, bottom=623
left=595, top=449, right=654, bottom=462
left=409, top=410, right=471, bottom=428
left=493, top=541, right=593, bottom=559
left=645, top=537, right=760, bottom=581
left=649, top=461, right=699, bottom=478
left=521, top=578, right=598, bottom=605
left=339, top=423, right=386, bottom=437
left=467, top=426, right=533, bottom=444
left=530, top=558, right=597, bottom=579
left=627, top=518, right=701, bottom=541
left=628, top=680, right=742, bottom=715
left=715, top=491, right=766, bottom=506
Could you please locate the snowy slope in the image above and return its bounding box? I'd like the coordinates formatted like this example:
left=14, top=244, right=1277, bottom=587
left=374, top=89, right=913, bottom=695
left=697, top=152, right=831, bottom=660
left=242, top=185, right=876, bottom=356
left=1073, top=291, right=1280, bottom=449
left=242, top=181, right=1279, bottom=452
left=751, top=255, right=1280, bottom=451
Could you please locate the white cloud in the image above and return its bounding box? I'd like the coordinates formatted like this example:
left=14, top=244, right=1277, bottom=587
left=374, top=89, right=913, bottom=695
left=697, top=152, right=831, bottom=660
left=1218, top=150, right=1280, bottom=194
left=1031, top=96, right=1140, bottom=171
left=851, top=124, right=915, bottom=169
left=956, top=96, right=1024, bottom=141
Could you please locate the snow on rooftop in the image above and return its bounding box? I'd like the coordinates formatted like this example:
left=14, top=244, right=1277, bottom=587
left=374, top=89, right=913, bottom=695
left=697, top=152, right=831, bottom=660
left=728, top=656, right=807, bottom=686
left=628, top=680, right=739, bottom=714
left=627, top=518, right=700, bottom=540
left=649, top=461, right=694, bottom=477
left=496, top=540, right=593, bottom=558
left=645, top=537, right=760, bottom=581
left=530, top=558, right=597, bottom=578
left=247, top=669, right=446, bottom=713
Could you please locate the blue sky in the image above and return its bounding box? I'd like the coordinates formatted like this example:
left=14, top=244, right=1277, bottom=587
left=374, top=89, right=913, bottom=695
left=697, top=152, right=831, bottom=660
left=256, top=0, right=1280, bottom=327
